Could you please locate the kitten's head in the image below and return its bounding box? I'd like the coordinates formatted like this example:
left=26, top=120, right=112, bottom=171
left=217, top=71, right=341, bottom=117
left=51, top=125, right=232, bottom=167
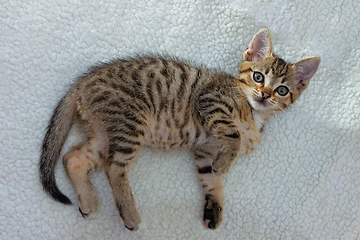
left=237, top=28, right=320, bottom=114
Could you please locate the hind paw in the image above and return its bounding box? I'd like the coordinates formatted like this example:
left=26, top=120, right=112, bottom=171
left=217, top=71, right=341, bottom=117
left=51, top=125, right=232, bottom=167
left=78, top=195, right=99, bottom=219
left=120, top=205, right=142, bottom=231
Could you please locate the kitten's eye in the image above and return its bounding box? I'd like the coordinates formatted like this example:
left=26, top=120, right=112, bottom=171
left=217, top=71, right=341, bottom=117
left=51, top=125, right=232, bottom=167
left=276, top=86, right=289, bottom=96
left=253, top=72, right=264, bottom=83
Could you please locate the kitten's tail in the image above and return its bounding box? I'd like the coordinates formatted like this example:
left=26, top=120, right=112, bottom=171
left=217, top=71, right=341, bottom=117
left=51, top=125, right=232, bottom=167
left=39, top=90, right=77, bottom=205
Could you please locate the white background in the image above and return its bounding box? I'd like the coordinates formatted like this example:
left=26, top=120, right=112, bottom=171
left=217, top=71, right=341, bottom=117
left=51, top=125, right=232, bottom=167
left=1, top=0, right=359, bottom=239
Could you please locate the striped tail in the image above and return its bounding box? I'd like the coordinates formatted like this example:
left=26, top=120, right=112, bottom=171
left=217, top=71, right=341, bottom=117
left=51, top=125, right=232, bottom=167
left=39, top=90, right=77, bottom=204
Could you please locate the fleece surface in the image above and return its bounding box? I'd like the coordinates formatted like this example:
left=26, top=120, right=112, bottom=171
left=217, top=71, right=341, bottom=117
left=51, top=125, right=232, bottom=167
left=1, top=0, right=359, bottom=239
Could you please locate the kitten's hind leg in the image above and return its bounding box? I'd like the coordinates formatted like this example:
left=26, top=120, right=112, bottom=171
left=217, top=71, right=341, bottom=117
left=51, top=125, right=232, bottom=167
left=63, top=133, right=106, bottom=219
left=104, top=141, right=142, bottom=231
left=192, top=144, right=224, bottom=230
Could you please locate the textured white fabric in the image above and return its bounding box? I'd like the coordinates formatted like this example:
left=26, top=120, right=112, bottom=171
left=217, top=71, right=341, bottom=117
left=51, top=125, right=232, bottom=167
left=1, top=0, right=360, bottom=239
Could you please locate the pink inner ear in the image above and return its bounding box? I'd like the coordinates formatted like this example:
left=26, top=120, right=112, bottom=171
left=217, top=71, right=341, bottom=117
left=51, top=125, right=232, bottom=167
left=294, top=57, right=320, bottom=92
left=244, top=48, right=254, bottom=61
left=244, top=29, right=272, bottom=62
left=296, top=77, right=308, bottom=89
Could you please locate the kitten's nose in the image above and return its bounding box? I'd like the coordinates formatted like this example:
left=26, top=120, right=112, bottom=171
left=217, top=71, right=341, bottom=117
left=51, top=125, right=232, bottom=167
left=261, top=90, right=271, bottom=99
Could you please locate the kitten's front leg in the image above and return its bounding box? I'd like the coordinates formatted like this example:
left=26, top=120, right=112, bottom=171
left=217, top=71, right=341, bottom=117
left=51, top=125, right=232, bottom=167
left=210, top=121, right=242, bottom=176
left=195, top=93, right=242, bottom=176
left=192, top=144, right=224, bottom=230
left=212, top=147, right=240, bottom=176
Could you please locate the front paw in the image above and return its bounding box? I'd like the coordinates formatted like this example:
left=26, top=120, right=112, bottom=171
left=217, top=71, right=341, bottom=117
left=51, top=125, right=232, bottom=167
left=212, top=160, right=231, bottom=176
left=203, top=194, right=223, bottom=229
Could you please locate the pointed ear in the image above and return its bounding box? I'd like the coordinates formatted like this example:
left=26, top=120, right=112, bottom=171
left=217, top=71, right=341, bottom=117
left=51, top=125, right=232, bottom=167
left=293, top=56, right=320, bottom=94
left=243, top=28, right=273, bottom=62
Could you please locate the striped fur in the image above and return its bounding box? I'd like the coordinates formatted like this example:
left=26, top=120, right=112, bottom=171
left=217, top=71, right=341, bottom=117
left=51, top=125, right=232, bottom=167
left=39, top=28, right=320, bottom=231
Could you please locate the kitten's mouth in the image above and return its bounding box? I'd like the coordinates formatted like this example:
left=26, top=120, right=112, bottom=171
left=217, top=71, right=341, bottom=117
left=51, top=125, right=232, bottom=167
left=253, top=97, right=268, bottom=107
left=251, top=97, right=271, bottom=111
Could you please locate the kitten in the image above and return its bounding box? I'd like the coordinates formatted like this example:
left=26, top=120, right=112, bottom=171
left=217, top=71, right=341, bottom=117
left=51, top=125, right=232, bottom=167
left=39, top=28, right=320, bottom=231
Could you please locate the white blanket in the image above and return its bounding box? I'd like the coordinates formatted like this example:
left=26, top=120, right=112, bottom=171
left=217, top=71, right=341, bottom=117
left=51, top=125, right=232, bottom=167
left=1, top=0, right=360, bottom=239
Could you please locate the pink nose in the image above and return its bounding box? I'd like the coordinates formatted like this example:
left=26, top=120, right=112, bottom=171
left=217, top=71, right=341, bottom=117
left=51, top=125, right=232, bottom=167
left=262, top=91, right=270, bottom=99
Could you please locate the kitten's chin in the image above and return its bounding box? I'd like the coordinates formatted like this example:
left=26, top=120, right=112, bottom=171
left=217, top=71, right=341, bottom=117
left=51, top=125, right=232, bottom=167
left=249, top=98, right=270, bottom=111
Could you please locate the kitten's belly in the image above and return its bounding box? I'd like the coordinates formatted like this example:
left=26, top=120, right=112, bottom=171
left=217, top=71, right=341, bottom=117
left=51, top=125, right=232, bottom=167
left=142, top=112, right=261, bottom=154
left=143, top=115, right=210, bottom=150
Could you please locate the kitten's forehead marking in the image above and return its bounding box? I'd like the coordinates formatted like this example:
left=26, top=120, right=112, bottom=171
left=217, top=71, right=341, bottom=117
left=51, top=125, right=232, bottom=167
left=262, top=56, right=291, bottom=88
left=271, top=57, right=289, bottom=78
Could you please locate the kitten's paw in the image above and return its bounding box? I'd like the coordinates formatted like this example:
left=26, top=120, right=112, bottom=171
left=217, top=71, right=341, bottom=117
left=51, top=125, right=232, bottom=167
left=212, top=160, right=230, bottom=176
left=78, top=195, right=99, bottom=219
left=203, top=194, right=223, bottom=230
left=121, top=205, right=142, bottom=231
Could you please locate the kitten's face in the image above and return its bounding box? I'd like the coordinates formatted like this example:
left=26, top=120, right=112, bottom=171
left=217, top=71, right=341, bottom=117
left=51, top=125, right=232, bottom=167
left=237, top=55, right=299, bottom=113
left=237, top=28, right=320, bottom=114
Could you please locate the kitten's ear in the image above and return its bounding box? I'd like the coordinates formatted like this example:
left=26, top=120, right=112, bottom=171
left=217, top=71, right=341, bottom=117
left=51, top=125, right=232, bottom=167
left=243, top=28, right=273, bottom=62
left=293, top=56, right=321, bottom=94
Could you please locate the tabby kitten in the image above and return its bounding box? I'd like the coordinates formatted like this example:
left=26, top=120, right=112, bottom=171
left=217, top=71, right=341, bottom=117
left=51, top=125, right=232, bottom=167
left=39, top=28, right=320, bottom=231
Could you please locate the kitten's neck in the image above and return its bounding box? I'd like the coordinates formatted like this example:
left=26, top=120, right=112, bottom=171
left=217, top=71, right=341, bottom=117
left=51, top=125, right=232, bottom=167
left=251, top=110, right=269, bottom=132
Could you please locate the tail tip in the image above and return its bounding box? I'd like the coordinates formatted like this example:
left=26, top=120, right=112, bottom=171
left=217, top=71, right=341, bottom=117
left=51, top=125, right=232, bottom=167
left=48, top=188, right=72, bottom=205
left=56, top=194, right=72, bottom=205
left=42, top=184, right=72, bottom=205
